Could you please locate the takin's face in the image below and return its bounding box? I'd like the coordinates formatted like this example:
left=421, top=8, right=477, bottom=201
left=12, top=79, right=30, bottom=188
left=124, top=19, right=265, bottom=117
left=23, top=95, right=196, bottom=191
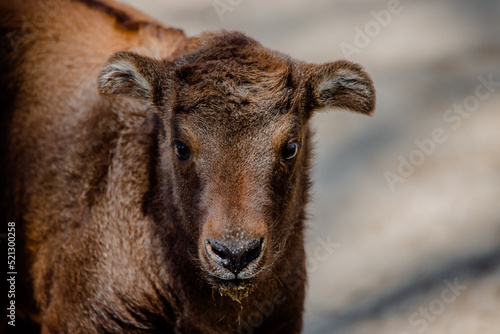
left=98, top=32, right=375, bottom=300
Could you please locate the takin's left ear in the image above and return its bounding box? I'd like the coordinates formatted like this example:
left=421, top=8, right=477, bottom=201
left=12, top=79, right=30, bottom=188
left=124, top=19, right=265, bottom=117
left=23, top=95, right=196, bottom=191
left=302, top=60, right=376, bottom=117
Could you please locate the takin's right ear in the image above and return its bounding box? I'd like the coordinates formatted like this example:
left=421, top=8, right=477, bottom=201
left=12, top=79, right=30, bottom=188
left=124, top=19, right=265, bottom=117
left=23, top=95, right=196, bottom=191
left=98, top=51, right=170, bottom=106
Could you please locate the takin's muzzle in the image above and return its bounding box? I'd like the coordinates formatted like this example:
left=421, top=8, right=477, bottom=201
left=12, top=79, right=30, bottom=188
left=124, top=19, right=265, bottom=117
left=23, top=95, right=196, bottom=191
left=205, top=237, right=265, bottom=280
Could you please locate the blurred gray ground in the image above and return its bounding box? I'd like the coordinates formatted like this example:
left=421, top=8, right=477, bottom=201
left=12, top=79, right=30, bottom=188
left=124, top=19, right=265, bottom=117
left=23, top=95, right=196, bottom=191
left=120, top=0, right=500, bottom=333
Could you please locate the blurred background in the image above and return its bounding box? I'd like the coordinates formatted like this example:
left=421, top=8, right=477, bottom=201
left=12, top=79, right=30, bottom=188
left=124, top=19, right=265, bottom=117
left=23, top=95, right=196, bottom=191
left=120, top=1, right=500, bottom=333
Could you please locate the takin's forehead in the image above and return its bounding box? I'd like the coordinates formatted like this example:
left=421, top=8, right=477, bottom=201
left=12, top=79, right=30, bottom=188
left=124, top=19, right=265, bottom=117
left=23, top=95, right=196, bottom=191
left=172, top=39, right=297, bottom=114
left=169, top=50, right=302, bottom=157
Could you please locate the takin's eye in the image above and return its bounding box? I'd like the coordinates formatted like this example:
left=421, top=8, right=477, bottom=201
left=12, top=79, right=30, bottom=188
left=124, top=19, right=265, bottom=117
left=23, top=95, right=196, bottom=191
left=172, top=140, right=192, bottom=162
left=281, top=141, right=300, bottom=163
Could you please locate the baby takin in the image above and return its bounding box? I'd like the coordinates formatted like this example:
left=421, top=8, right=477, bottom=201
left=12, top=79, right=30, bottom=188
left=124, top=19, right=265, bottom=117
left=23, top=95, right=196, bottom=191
left=0, top=0, right=375, bottom=333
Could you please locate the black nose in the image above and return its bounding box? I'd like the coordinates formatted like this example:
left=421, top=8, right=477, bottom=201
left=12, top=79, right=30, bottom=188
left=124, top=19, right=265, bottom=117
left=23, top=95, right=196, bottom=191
left=205, top=238, right=264, bottom=276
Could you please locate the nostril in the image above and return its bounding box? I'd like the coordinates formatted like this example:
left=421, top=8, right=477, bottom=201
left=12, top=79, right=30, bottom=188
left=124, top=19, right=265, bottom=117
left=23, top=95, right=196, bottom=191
left=210, top=243, right=227, bottom=259
left=240, top=238, right=263, bottom=269
left=205, top=240, right=231, bottom=266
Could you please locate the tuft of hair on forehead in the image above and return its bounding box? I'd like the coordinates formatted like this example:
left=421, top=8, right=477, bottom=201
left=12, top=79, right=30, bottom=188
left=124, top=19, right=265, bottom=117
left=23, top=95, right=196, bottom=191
left=177, top=32, right=292, bottom=82
left=182, top=31, right=259, bottom=57
left=172, top=31, right=295, bottom=109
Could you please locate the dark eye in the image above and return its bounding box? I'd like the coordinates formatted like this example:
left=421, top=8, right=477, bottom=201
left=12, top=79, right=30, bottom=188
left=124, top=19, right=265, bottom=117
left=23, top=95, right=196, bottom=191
left=281, top=141, right=300, bottom=162
left=173, top=140, right=191, bottom=162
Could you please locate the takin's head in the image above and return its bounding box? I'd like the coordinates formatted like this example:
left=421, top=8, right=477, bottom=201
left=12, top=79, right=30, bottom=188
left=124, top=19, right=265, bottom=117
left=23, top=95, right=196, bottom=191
left=98, top=31, right=375, bottom=300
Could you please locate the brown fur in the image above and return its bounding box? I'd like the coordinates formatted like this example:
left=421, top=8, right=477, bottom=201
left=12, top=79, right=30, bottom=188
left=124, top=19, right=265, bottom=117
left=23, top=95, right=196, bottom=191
left=0, top=0, right=375, bottom=333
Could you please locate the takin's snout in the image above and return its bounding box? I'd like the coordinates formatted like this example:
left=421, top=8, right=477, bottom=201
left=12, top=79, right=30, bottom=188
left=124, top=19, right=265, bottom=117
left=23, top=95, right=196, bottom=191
left=204, top=237, right=265, bottom=280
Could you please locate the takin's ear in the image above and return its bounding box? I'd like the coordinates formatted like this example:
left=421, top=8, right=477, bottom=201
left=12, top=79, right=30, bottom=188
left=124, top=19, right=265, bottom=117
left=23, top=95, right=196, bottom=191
left=98, top=51, right=170, bottom=105
left=302, top=60, right=376, bottom=117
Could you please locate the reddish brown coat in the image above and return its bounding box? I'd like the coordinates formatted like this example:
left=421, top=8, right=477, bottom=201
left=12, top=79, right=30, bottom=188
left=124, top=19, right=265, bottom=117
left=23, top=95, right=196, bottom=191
left=0, top=0, right=375, bottom=333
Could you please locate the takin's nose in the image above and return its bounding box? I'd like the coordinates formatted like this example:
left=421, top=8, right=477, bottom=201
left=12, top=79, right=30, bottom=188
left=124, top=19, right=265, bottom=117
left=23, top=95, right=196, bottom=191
left=205, top=238, right=264, bottom=278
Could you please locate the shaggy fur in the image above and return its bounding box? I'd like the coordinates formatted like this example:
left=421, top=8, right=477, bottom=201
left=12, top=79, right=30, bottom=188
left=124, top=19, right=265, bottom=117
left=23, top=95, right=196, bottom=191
left=0, top=0, right=375, bottom=333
